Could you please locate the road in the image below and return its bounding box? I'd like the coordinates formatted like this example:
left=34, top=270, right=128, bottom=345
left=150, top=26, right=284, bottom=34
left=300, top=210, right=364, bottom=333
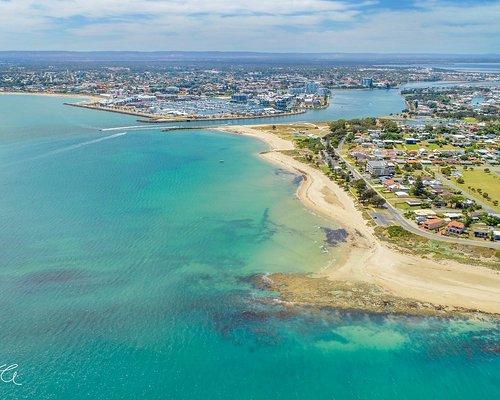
left=328, top=142, right=500, bottom=249
left=433, top=171, right=496, bottom=213
left=388, top=204, right=500, bottom=249
left=369, top=210, right=395, bottom=227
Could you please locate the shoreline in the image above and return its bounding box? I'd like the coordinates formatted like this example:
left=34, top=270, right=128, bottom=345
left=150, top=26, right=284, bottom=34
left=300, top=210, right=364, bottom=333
left=0, top=91, right=102, bottom=101
left=215, top=124, right=500, bottom=315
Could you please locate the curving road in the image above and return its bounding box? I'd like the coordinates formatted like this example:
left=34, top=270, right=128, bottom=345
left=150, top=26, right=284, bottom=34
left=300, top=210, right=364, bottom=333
left=329, top=142, right=500, bottom=250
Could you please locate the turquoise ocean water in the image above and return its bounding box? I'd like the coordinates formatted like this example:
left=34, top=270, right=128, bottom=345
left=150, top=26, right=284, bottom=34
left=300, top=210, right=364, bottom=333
left=0, top=94, right=499, bottom=399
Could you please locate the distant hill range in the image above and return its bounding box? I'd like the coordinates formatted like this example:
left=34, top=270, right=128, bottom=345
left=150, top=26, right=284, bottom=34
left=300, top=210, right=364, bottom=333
left=0, top=51, right=499, bottom=65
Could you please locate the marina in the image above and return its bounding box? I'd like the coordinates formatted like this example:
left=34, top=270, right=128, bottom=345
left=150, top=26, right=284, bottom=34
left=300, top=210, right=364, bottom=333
left=66, top=87, right=406, bottom=130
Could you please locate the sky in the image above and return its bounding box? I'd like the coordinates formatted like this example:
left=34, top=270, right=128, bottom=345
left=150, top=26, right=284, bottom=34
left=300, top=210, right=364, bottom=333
left=0, top=0, right=499, bottom=53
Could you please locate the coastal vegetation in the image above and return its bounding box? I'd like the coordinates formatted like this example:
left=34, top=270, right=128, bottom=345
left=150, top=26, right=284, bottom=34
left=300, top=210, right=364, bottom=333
left=376, top=226, right=500, bottom=269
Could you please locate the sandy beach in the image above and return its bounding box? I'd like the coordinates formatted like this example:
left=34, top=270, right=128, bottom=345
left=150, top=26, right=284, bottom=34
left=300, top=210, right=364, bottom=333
left=216, top=125, right=500, bottom=315
left=0, top=91, right=102, bottom=101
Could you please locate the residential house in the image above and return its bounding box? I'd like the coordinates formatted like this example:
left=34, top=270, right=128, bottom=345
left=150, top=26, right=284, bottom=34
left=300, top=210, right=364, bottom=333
left=470, top=211, right=485, bottom=221
left=446, top=221, right=466, bottom=235
left=473, top=227, right=490, bottom=239
left=423, top=218, right=446, bottom=230
left=414, top=210, right=438, bottom=219
left=442, top=213, right=464, bottom=220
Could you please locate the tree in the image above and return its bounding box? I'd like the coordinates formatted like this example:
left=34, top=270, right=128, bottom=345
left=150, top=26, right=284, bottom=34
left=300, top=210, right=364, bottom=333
left=449, top=195, right=465, bottom=209
left=403, top=163, right=413, bottom=172
left=404, top=211, right=415, bottom=219
left=482, top=215, right=500, bottom=226
left=360, top=189, right=377, bottom=203
left=370, top=196, right=386, bottom=208
left=441, top=167, right=452, bottom=176
left=352, top=179, right=367, bottom=192
left=457, top=177, right=465, bottom=184
left=412, top=176, right=425, bottom=197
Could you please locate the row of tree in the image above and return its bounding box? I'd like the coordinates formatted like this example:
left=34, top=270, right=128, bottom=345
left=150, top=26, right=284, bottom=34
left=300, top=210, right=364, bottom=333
left=351, top=179, right=386, bottom=207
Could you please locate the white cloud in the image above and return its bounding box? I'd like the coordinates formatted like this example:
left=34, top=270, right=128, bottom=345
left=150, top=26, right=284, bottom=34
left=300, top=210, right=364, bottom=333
left=0, top=0, right=367, bottom=22
left=0, top=0, right=498, bottom=53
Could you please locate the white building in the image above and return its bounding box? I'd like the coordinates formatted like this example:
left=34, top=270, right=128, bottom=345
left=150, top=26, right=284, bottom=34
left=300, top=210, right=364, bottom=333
left=366, top=161, right=395, bottom=177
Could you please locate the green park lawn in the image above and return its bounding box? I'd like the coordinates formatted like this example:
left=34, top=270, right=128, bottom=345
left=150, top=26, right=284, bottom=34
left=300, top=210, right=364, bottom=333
left=401, top=143, right=458, bottom=151
left=394, top=202, right=414, bottom=210
left=453, top=167, right=500, bottom=211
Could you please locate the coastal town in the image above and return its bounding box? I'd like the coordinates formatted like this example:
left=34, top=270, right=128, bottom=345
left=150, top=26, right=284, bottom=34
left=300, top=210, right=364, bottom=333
left=1, top=61, right=492, bottom=97
left=2, top=60, right=500, bottom=121
left=401, top=85, right=500, bottom=121
left=278, top=116, right=500, bottom=248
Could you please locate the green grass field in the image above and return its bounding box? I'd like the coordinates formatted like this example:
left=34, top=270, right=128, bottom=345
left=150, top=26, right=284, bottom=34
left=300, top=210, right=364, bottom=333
left=402, top=142, right=458, bottom=151
left=454, top=167, right=500, bottom=211
left=394, top=202, right=413, bottom=210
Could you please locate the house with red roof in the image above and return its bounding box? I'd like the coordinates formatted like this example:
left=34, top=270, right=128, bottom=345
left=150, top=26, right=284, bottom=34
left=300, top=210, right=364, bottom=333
left=446, top=221, right=466, bottom=235
left=423, top=218, right=446, bottom=231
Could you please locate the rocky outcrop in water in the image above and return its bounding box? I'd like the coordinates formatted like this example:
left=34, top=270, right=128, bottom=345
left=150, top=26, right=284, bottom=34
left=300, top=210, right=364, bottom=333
left=321, top=227, right=349, bottom=246
left=250, top=273, right=498, bottom=318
